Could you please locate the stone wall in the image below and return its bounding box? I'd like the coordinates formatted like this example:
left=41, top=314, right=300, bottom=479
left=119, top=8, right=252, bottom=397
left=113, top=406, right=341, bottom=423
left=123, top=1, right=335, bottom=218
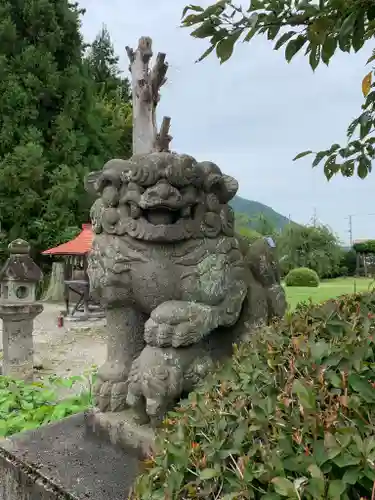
left=0, top=445, right=66, bottom=500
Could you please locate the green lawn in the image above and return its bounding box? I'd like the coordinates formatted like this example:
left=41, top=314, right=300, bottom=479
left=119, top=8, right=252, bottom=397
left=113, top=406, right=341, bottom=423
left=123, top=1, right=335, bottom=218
left=284, top=277, right=375, bottom=310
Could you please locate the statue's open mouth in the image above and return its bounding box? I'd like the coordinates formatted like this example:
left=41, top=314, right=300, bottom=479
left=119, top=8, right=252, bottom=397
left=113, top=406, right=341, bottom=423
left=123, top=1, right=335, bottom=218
left=143, top=207, right=182, bottom=225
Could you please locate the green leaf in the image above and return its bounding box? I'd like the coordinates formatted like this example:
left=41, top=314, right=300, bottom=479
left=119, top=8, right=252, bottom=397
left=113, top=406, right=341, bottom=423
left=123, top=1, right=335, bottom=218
left=274, top=31, right=296, bottom=51
left=359, top=112, right=372, bottom=139
left=20, top=400, right=34, bottom=411
left=216, top=31, right=241, bottom=63
left=352, top=12, right=365, bottom=52
left=244, top=26, right=257, bottom=42
left=272, top=477, right=296, bottom=497
left=199, top=468, right=219, bottom=480
left=322, top=36, right=337, bottom=65
left=309, top=44, right=320, bottom=70
left=342, top=468, right=360, bottom=485
left=182, top=4, right=204, bottom=18
left=203, top=2, right=227, bottom=17
left=310, top=340, right=329, bottom=360
left=324, top=156, right=340, bottom=180
left=312, top=150, right=328, bottom=167
left=247, top=0, right=263, bottom=10
left=365, top=91, right=375, bottom=108
left=232, top=420, right=248, bottom=448
left=327, top=479, right=346, bottom=498
left=305, top=477, right=325, bottom=497
left=285, top=36, right=307, bottom=63
left=191, top=20, right=217, bottom=39
left=349, top=373, right=375, bottom=401
left=328, top=143, right=340, bottom=154
left=196, top=45, right=215, bottom=62
left=368, top=5, right=375, bottom=20
left=267, top=25, right=281, bottom=41
left=244, top=13, right=259, bottom=42
left=338, top=12, right=356, bottom=51
left=347, top=117, right=361, bottom=137
left=324, top=433, right=341, bottom=459
left=308, top=464, right=324, bottom=479
left=0, top=420, right=8, bottom=437
left=358, top=156, right=371, bottom=179
left=292, top=379, right=316, bottom=409
left=293, top=150, right=313, bottom=161
left=314, top=440, right=329, bottom=466
left=333, top=453, right=361, bottom=468
left=367, top=50, right=375, bottom=65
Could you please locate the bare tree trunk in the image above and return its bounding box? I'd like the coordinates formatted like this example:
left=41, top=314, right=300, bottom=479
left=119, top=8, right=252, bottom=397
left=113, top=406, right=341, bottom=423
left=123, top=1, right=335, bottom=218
left=43, top=262, right=65, bottom=302
left=125, top=37, right=172, bottom=155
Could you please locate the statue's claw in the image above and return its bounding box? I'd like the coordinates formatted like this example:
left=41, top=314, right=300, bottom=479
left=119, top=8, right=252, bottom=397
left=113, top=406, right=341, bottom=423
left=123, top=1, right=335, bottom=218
left=93, top=362, right=129, bottom=412
left=144, top=300, right=216, bottom=348
left=93, top=380, right=129, bottom=412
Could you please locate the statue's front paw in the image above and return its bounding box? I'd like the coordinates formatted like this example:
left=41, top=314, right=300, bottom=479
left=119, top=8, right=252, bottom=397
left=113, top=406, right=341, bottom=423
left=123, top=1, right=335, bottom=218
left=144, top=301, right=216, bottom=347
left=93, top=362, right=129, bottom=412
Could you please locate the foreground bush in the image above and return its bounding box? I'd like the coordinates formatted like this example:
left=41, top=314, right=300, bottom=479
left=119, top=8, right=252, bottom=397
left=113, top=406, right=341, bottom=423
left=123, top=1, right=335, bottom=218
left=0, top=371, right=95, bottom=437
left=285, top=267, right=320, bottom=287
left=131, top=293, right=375, bottom=499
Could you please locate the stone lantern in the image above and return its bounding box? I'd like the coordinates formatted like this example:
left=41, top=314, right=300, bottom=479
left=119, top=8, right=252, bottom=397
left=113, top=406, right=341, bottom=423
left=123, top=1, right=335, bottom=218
left=0, top=239, right=43, bottom=381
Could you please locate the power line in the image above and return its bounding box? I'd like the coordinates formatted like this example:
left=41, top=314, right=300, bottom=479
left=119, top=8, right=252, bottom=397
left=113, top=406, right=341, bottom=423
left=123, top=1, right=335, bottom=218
left=346, top=213, right=375, bottom=246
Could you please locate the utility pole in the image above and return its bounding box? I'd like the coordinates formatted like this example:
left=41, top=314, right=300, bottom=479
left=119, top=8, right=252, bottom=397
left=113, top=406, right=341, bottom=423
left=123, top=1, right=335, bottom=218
left=348, top=215, right=353, bottom=246
left=312, top=207, right=317, bottom=227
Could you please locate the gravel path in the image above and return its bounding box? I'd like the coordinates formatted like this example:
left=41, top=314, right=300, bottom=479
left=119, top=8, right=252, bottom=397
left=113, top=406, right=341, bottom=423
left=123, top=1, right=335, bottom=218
left=0, top=303, right=107, bottom=387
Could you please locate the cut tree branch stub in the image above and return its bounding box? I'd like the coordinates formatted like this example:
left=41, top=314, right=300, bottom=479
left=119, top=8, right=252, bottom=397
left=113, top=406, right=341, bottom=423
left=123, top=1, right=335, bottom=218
left=155, top=116, right=172, bottom=152
left=151, top=52, right=168, bottom=104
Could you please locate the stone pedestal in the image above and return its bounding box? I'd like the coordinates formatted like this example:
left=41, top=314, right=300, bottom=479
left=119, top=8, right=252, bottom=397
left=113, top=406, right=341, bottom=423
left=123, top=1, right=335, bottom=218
left=85, top=408, right=155, bottom=456
left=0, top=304, right=43, bottom=381
left=0, top=413, right=141, bottom=500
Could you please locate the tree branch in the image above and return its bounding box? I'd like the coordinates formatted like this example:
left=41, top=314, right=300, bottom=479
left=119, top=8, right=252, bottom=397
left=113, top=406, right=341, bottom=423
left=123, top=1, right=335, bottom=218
left=154, top=116, right=172, bottom=152
left=125, top=46, right=135, bottom=64
left=151, top=52, right=168, bottom=105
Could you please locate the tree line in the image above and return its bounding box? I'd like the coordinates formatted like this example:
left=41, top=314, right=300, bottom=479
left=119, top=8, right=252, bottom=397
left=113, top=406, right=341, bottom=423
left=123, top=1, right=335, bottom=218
left=236, top=213, right=357, bottom=278
left=0, top=0, right=132, bottom=258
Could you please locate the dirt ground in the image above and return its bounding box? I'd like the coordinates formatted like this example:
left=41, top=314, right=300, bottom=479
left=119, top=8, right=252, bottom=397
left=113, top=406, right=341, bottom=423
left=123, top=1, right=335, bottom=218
left=0, top=303, right=107, bottom=383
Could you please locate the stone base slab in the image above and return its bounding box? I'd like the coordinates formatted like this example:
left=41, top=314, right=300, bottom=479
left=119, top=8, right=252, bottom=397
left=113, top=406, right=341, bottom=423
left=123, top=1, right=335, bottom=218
left=0, top=412, right=140, bottom=500
left=84, top=408, right=155, bottom=456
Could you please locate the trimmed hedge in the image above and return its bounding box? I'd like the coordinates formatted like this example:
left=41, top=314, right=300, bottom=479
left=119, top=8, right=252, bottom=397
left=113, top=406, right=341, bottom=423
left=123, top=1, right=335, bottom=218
left=285, top=267, right=320, bottom=287
left=353, top=240, right=375, bottom=254
left=131, top=293, right=375, bottom=499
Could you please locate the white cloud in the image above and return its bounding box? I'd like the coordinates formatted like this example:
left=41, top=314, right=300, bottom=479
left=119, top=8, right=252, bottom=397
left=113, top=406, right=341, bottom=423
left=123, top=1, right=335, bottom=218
left=78, top=0, right=375, bottom=243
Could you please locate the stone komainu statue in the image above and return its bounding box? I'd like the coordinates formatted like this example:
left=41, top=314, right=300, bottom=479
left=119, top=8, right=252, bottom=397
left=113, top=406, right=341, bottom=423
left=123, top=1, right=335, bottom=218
left=87, top=152, right=287, bottom=426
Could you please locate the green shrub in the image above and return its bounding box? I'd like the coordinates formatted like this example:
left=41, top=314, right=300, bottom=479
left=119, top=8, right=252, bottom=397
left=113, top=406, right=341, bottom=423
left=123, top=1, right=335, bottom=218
left=131, top=293, right=375, bottom=499
left=0, top=370, right=95, bottom=437
left=340, top=249, right=357, bottom=277
left=237, top=226, right=262, bottom=244
left=285, top=267, right=320, bottom=287
left=353, top=240, right=375, bottom=254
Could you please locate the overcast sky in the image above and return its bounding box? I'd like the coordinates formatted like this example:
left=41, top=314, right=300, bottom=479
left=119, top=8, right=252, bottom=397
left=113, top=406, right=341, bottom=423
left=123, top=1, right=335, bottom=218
left=78, top=0, right=374, bottom=244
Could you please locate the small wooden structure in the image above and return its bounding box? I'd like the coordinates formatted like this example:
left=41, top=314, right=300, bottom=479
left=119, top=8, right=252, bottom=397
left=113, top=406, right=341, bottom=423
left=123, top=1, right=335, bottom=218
left=42, top=224, right=94, bottom=317
left=353, top=239, right=375, bottom=277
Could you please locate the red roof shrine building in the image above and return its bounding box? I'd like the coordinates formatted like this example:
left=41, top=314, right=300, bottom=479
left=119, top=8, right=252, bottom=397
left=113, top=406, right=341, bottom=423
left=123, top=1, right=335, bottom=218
left=42, top=224, right=95, bottom=317
left=42, top=224, right=93, bottom=257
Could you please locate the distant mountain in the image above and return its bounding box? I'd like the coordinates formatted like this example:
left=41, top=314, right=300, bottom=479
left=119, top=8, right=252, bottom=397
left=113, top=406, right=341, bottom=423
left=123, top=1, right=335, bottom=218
left=230, top=195, right=293, bottom=232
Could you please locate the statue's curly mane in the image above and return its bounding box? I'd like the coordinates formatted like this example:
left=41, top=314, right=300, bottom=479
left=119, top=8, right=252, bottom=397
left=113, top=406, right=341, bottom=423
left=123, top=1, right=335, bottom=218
left=88, top=152, right=239, bottom=242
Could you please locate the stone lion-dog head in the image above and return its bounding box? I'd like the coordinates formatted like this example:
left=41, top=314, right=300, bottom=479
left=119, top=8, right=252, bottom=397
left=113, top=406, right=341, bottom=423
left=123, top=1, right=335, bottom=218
left=86, top=152, right=238, bottom=242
